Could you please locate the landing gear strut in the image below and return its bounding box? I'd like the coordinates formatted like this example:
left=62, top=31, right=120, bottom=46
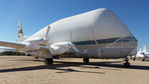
left=124, top=56, right=130, bottom=68
left=45, top=58, right=53, bottom=65
left=83, top=58, right=89, bottom=64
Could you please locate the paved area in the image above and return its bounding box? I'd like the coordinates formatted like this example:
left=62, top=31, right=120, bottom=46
left=0, top=56, right=149, bottom=84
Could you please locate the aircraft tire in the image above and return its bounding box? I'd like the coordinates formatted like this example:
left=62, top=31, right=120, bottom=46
left=142, top=58, right=145, bottom=61
left=124, top=62, right=130, bottom=68
left=83, top=58, right=89, bottom=64
left=133, top=58, right=136, bottom=61
left=45, top=58, right=53, bottom=65
left=35, top=56, right=39, bottom=59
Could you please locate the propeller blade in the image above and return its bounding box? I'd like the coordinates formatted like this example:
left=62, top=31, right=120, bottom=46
left=71, top=44, right=79, bottom=52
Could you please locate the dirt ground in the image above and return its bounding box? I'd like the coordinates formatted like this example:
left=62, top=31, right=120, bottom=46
left=0, top=56, right=149, bottom=84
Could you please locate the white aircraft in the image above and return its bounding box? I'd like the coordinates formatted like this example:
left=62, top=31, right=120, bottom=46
left=142, top=45, right=149, bottom=55
left=0, top=8, right=137, bottom=67
left=133, top=45, right=149, bottom=61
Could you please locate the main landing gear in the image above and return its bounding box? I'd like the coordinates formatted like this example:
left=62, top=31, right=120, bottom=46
left=83, top=58, right=89, bottom=64
left=124, top=56, right=130, bottom=68
left=44, top=58, right=53, bottom=65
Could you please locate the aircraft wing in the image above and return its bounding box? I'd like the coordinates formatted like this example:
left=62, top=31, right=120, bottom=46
left=0, top=41, right=78, bottom=57
left=0, top=41, right=25, bottom=50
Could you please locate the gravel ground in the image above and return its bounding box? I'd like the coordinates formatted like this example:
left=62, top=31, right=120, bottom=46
left=0, top=56, right=149, bottom=84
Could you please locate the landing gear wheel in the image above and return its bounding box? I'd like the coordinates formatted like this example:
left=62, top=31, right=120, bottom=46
left=124, top=62, right=130, bottom=68
left=124, top=56, right=130, bottom=68
left=83, top=58, right=89, bottom=64
left=142, top=58, right=145, bottom=61
left=133, top=58, right=136, bottom=61
left=35, top=56, right=39, bottom=59
left=45, top=58, right=53, bottom=65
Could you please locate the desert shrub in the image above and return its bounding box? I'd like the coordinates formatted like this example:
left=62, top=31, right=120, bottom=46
left=0, top=51, right=26, bottom=56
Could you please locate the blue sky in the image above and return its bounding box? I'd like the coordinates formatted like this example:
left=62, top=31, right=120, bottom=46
left=0, top=0, right=149, bottom=49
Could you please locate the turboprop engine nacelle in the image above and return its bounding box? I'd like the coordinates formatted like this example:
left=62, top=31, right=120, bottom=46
left=23, top=42, right=40, bottom=51
left=48, top=42, right=79, bottom=55
left=27, top=37, right=48, bottom=45
left=22, top=37, right=48, bottom=51
left=23, top=26, right=51, bottom=51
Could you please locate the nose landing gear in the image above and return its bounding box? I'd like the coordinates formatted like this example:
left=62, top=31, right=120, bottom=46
left=83, top=58, right=89, bottom=64
left=124, top=56, right=130, bottom=68
left=45, top=58, right=53, bottom=65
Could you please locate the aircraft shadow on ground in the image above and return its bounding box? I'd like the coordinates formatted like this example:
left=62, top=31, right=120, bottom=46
left=0, top=61, right=105, bottom=74
left=0, top=60, right=149, bottom=73
left=54, top=61, right=149, bottom=70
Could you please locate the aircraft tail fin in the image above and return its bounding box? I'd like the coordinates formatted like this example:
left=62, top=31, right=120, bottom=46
left=143, top=45, right=147, bottom=53
left=17, top=21, right=24, bottom=43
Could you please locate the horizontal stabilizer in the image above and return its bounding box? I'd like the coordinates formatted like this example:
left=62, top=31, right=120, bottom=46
left=0, top=41, right=25, bottom=50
